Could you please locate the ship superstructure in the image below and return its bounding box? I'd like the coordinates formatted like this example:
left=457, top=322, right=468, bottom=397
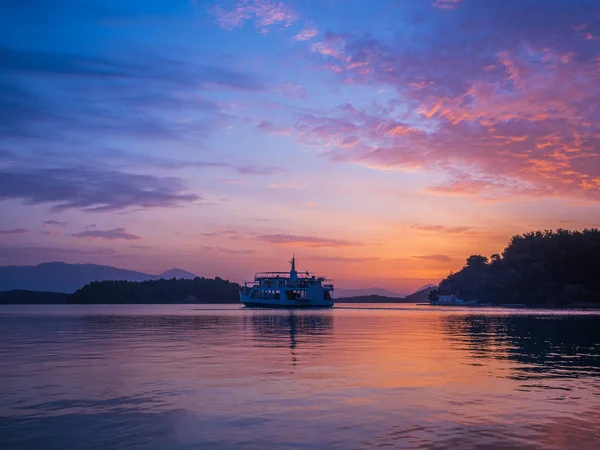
left=240, top=257, right=334, bottom=308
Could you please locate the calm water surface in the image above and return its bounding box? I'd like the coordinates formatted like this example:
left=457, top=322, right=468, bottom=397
left=1, top=304, right=600, bottom=449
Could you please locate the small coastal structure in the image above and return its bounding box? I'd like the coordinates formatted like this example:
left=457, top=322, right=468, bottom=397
left=430, top=294, right=478, bottom=305
left=240, top=256, right=334, bottom=308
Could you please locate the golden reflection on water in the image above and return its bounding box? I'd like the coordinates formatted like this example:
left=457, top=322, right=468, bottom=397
left=1, top=304, right=599, bottom=449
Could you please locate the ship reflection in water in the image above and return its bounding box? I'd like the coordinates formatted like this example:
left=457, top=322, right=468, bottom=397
left=247, top=311, right=334, bottom=370
left=1, top=304, right=599, bottom=449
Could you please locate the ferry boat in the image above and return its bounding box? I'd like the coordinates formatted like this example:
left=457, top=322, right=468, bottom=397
left=240, top=257, right=334, bottom=308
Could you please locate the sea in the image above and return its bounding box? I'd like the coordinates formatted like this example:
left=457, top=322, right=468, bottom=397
left=1, top=304, right=599, bottom=449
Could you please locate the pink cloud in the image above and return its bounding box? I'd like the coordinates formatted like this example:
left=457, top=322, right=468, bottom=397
left=256, top=234, right=362, bottom=247
left=268, top=182, right=307, bottom=189
left=293, top=22, right=318, bottom=41
left=214, top=0, right=298, bottom=32
left=292, top=29, right=600, bottom=201
left=432, top=0, right=462, bottom=9
left=72, top=227, right=140, bottom=241
left=410, top=224, right=476, bottom=234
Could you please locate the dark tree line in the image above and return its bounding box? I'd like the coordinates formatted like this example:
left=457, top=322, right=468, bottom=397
left=429, top=229, right=600, bottom=306
left=69, top=277, right=241, bottom=304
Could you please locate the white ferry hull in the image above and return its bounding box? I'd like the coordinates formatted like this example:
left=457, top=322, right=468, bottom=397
left=240, top=294, right=333, bottom=308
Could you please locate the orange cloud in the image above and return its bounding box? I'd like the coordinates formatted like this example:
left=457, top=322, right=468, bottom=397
left=256, top=234, right=363, bottom=247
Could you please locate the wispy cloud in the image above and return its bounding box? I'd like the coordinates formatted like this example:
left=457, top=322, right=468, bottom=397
left=268, top=182, right=307, bottom=189
left=256, top=234, right=362, bottom=247
left=200, top=246, right=255, bottom=254
left=0, top=167, right=200, bottom=212
left=237, top=164, right=285, bottom=175
left=0, top=228, right=31, bottom=235
left=0, top=246, right=118, bottom=264
left=44, top=220, right=67, bottom=227
left=432, top=0, right=462, bottom=10
left=410, top=224, right=475, bottom=234
left=412, top=254, right=453, bottom=263
left=72, top=228, right=140, bottom=241
left=309, top=256, right=381, bottom=263
left=214, top=0, right=298, bottom=32
left=293, top=22, right=318, bottom=41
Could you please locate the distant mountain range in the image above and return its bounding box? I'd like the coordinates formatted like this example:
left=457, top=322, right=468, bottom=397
left=0, top=262, right=198, bottom=293
left=336, top=285, right=437, bottom=303
left=335, top=287, right=407, bottom=298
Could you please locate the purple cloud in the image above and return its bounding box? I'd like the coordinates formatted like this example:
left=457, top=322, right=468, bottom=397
left=0, top=167, right=200, bottom=212
left=44, top=220, right=67, bottom=227
left=0, top=228, right=31, bottom=235
left=72, top=228, right=140, bottom=241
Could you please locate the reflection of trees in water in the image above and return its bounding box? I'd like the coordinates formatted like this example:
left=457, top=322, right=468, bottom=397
left=247, top=312, right=334, bottom=369
left=443, top=314, right=600, bottom=379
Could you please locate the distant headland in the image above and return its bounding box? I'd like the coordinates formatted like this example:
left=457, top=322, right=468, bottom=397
left=430, top=229, right=600, bottom=307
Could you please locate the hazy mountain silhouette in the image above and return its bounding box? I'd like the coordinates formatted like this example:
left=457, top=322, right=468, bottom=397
left=0, top=262, right=198, bottom=293
left=403, top=285, right=437, bottom=303
left=336, top=287, right=406, bottom=299
left=159, top=268, right=197, bottom=279
left=337, top=285, right=435, bottom=303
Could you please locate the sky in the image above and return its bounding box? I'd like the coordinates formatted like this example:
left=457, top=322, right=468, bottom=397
left=1, top=0, right=599, bottom=293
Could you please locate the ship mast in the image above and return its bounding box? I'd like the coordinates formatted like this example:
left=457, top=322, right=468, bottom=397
left=289, top=254, right=298, bottom=282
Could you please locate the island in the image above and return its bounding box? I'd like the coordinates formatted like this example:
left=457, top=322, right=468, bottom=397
left=429, top=229, right=600, bottom=307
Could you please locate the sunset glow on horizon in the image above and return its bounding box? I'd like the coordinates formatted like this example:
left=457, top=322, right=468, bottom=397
left=1, top=0, right=599, bottom=293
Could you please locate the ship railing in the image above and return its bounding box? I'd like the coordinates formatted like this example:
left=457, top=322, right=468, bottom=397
left=254, top=271, right=316, bottom=280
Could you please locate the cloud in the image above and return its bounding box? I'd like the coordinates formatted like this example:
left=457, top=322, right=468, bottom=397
left=0, top=47, right=263, bottom=145
left=236, top=164, right=285, bottom=175
left=44, top=220, right=67, bottom=227
left=214, top=0, right=298, bottom=32
left=72, top=228, right=140, bottom=241
left=0, top=47, right=266, bottom=92
left=274, top=83, right=307, bottom=100
left=0, top=246, right=118, bottom=264
left=257, top=120, right=294, bottom=136
left=432, top=0, right=462, bottom=9
left=0, top=228, right=32, bottom=235
left=0, top=167, right=200, bottom=212
left=293, top=22, right=318, bottom=41
left=411, top=224, right=475, bottom=234
left=129, top=244, right=152, bottom=250
left=412, top=254, right=453, bottom=263
left=218, top=178, right=246, bottom=184
left=287, top=1, right=600, bottom=201
left=309, top=256, right=381, bottom=263
left=268, top=182, right=307, bottom=189
left=200, top=246, right=255, bottom=254
left=256, top=234, right=362, bottom=247
left=201, top=230, right=239, bottom=238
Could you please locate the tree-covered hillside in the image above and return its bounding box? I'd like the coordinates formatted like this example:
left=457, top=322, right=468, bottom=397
left=430, top=229, right=600, bottom=306
left=69, top=277, right=240, bottom=304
